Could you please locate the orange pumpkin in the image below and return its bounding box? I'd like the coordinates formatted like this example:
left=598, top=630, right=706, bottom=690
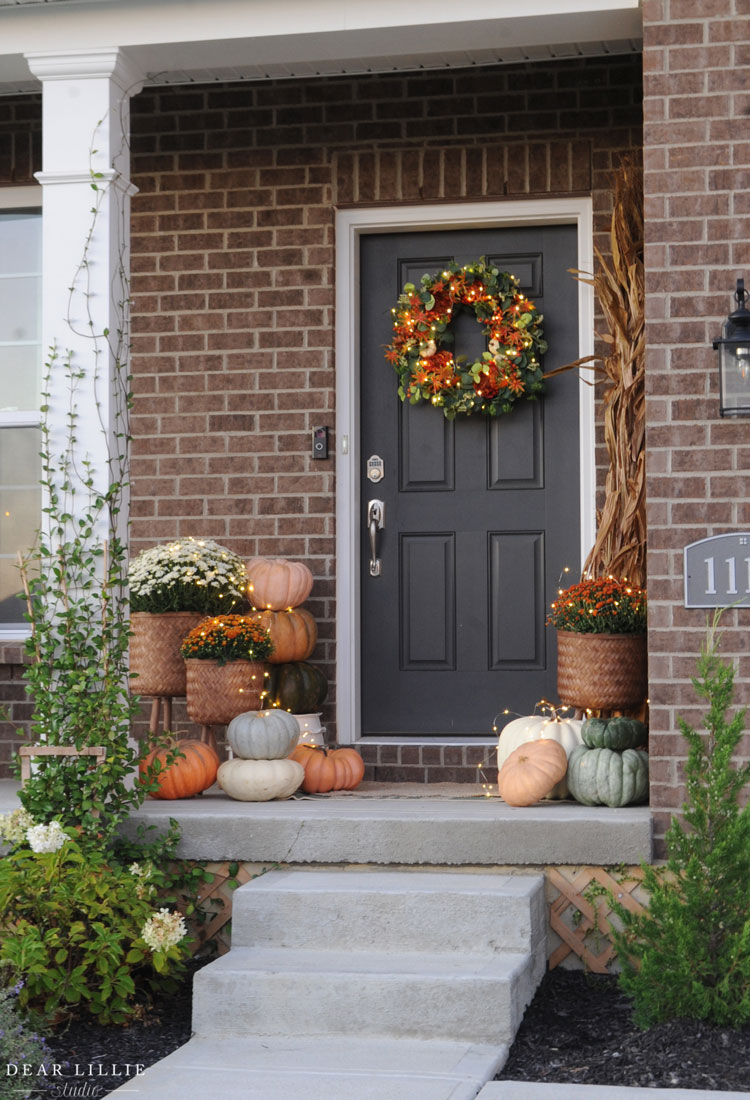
left=247, top=557, right=314, bottom=611
left=139, top=738, right=219, bottom=800
left=253, top=608, right=317, bottom=664
left=497, top=738, right=568, bottom=807
left=288, top=744, right=365, bottom=793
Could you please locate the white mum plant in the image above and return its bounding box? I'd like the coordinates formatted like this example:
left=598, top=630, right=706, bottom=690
left=128, top=537, right=247, bottom=615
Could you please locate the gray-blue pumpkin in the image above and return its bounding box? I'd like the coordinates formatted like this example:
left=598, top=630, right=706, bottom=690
left=227, top=708, right=299, bottom=760
left=567, top=744, right=649, bottom=807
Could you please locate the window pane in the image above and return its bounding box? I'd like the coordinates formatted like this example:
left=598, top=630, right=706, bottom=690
left=0, top=426, right=40, bottom=625
left=0, top=211, right=42, bottom=415
left=0, top=344, right=41, bottom=412
left=0, top=276, right=41, bottom=343
left=0, top=558, right=26, bottom=625
left=0, top=426, right=40, bottom=485
left=0, top=212, right=41, bottom=276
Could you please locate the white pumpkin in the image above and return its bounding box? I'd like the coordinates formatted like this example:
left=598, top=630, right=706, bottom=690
left=217, top=758, right=305, bottom=801
left=227, top=708, right=300, bottom=760
left=496, top=714, right=583, bottom=799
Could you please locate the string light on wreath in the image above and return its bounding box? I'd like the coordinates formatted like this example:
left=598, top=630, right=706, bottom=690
left=385, top=258, right=548, bottom=420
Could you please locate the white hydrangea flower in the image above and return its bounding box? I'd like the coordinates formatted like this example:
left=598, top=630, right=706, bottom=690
left=141, top=908, right=188, bottom=952
left=26, top=821, right=67, bottom=854
left=0, top=808, right=35, bottom=846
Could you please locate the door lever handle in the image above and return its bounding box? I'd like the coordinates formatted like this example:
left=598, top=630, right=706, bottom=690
left=367, top=499, right=385, bottom=577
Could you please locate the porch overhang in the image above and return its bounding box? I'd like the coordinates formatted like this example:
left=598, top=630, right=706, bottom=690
left=0, top=0, right=642, bottom=91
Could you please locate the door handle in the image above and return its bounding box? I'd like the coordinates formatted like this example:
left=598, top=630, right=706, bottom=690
left=367, top=499, right=385, bottom=577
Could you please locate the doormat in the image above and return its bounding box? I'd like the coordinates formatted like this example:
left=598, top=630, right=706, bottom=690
left=292, top=781, right=495, bottom=800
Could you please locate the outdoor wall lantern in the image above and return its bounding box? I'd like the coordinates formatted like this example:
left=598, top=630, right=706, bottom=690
left=714, top=278, right=750, bottom=417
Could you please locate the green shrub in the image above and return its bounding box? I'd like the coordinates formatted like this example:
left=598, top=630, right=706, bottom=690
left=0, top=826, right=191, bottom=1026
left=609, top=615, right=750, bottom=1027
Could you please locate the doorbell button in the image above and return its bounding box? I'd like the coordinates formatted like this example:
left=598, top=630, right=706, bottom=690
left=312, top=426, right=329, bottom=459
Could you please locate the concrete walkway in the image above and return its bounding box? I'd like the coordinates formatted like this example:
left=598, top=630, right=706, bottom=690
left=109, top=1036, right=508, bottom=1098
left=484, top=1086, right=750, bottom=1100
left=108, top=1039, right=750, bottom=1099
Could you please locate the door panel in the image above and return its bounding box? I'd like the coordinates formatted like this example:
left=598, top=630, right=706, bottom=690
left=400, top=533, right=456, bottom=670
left=359, top=225, right=580, bottom=736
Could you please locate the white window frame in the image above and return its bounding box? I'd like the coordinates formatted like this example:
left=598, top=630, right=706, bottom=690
left=0, top=185, right=43, bottom=639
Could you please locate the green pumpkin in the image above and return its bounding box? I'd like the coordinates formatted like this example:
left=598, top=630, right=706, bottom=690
left=581, top=716, right=648, bottom=751
left=266, top=661, right=328, bottom=714
left=567, top=744, right=649, bottom=807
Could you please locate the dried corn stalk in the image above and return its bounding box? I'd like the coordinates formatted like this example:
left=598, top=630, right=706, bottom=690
left=548, top=161, right=645, bottom=585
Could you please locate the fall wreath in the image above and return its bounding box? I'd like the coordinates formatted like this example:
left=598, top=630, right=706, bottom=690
left=385, top=258, right=547, bottom=419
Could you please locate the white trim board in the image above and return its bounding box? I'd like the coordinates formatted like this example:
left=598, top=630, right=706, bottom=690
left=334, top=197, right=595, bottom=745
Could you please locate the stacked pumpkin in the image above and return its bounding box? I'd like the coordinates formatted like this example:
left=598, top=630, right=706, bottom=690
left=247, top=556, right=329, bottom=739
left=217, top=709, right=305, bottom=801
left=497, top=711, right=583, bottom=800
left=496, top=707, right=649, bottom=808
left=566, top=716, right=649, bottom=807
left=247, top=557, right=318, bottom=664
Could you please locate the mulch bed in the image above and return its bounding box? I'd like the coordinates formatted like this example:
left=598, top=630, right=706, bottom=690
left=498, top=967, right=750, bottom=1092
left=35, top=962, right=200, bottom=1098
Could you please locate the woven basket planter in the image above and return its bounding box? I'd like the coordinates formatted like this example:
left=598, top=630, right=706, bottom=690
left=130, top=611, right=205, bottom=697
left=185, top=659, right=265, bottom=726
left=557, top=630, right=647, bottom=711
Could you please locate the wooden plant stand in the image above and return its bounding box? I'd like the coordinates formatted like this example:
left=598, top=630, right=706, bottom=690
left=19, top=744, right=106, bottom=785
left=147, top=694, right=217, bottom=754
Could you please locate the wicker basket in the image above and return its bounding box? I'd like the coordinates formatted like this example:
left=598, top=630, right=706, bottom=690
left=185, top=659, right=265, bottom=726
left=557, top=630, right=647, bottom=711
left=130, top=611, right=205, bottom=697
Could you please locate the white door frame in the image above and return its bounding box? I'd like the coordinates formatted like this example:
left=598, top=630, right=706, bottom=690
left=334, top=197, right=595, bottom=745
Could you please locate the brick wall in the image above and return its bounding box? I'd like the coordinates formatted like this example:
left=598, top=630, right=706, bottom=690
left=642, top=0, right=750, bottom=849
left=128, top=55, right=642, bottom=753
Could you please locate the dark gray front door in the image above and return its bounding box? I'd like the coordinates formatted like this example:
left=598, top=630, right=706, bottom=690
left=359, top=226, right=580, bottom=736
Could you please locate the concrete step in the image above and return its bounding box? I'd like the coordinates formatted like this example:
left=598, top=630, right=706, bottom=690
left=192, top=944, right=544, bottom=1045
left=108, top=1036, right=509, bottom=1100
left=231, top=869, right=546, bottom=955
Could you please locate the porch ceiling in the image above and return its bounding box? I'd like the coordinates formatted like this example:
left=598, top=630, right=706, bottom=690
left=0, top=0, right=642, bottom=93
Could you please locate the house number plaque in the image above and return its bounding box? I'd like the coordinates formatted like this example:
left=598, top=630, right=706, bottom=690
left=684, top=533, right=750, bottom=608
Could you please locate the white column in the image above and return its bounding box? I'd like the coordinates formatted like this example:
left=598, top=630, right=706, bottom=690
left=24, top=48, right=143, bottom=541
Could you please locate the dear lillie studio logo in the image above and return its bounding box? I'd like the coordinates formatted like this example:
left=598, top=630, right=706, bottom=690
left=3, top=1062, right=146, bottom=1097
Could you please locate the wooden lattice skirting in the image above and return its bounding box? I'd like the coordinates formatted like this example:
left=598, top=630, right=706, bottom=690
left=547, top=865, right=647, bottom=973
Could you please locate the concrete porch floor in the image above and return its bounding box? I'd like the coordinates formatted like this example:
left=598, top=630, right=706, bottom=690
left=0, top=780, right=652, bottom=864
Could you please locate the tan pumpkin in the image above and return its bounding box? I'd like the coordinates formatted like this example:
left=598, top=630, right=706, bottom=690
left=139, top=738, right=219, bottom=800
left=247, top=557, right=314, bottom=611
left=497, top=738, right=568, bottom=807
left=496, top=713, right=583, bottom=799
left=288, top=744, right=365, bottom=793
left=253, top=608, right=317, bottom=664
